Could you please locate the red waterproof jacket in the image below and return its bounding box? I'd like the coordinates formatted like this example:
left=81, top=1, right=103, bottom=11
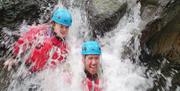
left=84, top=78, right=102, bottom=91
left=13, top=24, right=68, bottom=72
left=82, top=71, right=102, bottom=91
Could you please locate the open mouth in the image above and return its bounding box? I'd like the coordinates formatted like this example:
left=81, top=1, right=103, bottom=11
left=89, top=65, right=97, bottom=71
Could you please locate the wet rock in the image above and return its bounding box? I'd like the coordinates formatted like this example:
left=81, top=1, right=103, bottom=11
left=60, top=0, right=85, bottom=9
left=141, top=0, right=180, bottom=63
left=85, top=0, right=127, bottom=36
left=0, top=0, right=56, bottom=30
left=140, top=0, right=171, bottom=21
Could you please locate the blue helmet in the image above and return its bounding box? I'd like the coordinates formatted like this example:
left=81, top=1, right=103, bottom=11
left=51, top=8, right=72, bottom=27
left=81, top=41, right=101, bottom=55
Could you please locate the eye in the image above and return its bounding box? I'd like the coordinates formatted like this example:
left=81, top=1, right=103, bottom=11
left=60, top=25, right=64, bottom=29
left=60, top=25, right=69, bottom=29
left=65, top=26, right=69, bottom=29
left=87, top=56, right=93, bottom=60
left=95, top=57, right=99, bottom=60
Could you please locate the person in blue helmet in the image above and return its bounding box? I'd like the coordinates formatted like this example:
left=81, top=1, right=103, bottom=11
left=81, top=41, right=103, bottom=91
left=4, top=7, right=72, bottom=73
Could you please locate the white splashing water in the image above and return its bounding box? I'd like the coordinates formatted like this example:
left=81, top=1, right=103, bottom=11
left=99, top=2, right=154, bottom=91
left=6, top=0, right=156, bottom=91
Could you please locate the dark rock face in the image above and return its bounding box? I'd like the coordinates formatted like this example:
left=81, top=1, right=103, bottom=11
left=140, top=0, right=180, bottom=90
left=85, top=0, right=127, bottom=36
left=0, top=0, right=39, bottom=30
left=0, top=0, right=56, bottom=30
left=140, top=0, right=180, bottom=64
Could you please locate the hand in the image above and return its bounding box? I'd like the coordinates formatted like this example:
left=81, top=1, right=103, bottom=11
left=3, top=58, right=18, bottom=71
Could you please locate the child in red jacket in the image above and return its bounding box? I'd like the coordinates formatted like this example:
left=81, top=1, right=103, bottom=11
left=4, top=7, right=72, bottom=73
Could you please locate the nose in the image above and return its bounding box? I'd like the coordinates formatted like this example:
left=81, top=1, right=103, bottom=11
left=90, top=59, right=97, bottom=65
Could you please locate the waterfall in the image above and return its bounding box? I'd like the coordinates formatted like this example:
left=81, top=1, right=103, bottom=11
left=1, top=0, right=179, bottom=91
left=98, top=1, right=154, bottom=91
left=34, top=0, right=154, bottom=91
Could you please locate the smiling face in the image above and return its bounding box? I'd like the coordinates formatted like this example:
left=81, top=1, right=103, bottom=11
left=54, top=23, right=69, bottom=39
left=83, top=54, right=100, bottom=75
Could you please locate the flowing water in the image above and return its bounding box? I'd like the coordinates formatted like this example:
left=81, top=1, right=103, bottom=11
left=0, top=0, right=179, bottom=91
